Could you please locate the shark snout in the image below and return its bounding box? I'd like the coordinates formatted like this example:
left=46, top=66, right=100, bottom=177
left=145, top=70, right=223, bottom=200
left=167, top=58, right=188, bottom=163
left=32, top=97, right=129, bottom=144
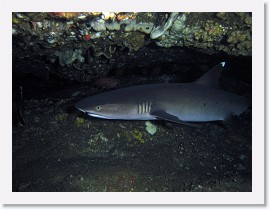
left=75, top=100, right=89, bottom=113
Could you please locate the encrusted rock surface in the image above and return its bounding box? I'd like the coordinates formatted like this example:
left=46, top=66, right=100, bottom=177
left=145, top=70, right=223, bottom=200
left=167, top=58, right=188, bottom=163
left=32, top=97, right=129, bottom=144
left=12, top=12, right=252, bottom=82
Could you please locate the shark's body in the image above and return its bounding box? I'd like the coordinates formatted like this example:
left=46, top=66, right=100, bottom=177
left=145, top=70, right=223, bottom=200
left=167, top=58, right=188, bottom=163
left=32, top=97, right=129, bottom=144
left=76, top=62, right=248, bottom=124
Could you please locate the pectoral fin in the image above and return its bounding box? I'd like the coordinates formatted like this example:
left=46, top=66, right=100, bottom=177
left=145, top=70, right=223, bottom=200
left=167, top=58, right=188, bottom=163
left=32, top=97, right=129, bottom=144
left=150, top=110, right=200, bottom=126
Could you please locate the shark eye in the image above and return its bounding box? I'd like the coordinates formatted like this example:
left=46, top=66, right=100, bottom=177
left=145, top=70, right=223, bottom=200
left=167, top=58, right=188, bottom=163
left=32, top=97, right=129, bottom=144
left=96, top=106, right=102, bottom=111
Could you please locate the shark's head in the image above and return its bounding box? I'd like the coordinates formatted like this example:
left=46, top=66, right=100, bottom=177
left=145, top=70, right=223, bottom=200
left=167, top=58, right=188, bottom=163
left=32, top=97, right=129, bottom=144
left=75, top=91, right=138, bottom=119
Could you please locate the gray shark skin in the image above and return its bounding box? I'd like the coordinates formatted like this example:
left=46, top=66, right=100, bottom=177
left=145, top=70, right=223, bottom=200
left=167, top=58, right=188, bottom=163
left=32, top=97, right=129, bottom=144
left=75, top=62, right=248, bottom=124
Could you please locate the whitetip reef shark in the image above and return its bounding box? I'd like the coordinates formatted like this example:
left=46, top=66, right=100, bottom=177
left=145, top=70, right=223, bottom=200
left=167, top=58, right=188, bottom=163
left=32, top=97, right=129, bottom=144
left=75, top=62, right=248, bottom=125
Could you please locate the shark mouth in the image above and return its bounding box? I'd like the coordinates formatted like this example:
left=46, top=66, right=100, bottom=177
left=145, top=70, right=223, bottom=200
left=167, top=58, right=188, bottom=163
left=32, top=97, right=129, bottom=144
left=87, top=112, right=112, bottom=119
left=76, top=107, right=112, bottom=119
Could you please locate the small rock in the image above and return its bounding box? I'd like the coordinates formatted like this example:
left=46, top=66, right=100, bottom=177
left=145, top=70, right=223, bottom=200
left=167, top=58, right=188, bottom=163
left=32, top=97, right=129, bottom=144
left=145, top=121, right=157, bottom=135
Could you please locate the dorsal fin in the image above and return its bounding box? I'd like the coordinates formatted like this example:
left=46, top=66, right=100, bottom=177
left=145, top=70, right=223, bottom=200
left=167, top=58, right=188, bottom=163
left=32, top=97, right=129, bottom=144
left=194, top=62, right=226, bottom=88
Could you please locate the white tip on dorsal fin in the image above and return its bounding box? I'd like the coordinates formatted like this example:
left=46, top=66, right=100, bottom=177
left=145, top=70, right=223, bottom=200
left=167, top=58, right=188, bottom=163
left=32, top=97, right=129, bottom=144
left=220, top=62, right=226, bottom=67
left=194, top=62, right=226, bottom=88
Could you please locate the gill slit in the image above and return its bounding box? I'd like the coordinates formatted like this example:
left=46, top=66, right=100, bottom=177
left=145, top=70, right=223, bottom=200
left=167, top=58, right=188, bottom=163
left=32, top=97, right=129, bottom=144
left=138, top=102, right=152, bottom=114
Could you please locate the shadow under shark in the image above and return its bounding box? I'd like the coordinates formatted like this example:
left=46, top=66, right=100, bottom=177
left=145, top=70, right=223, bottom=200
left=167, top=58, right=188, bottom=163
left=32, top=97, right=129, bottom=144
left=75, top=62, right=249, bottom=125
